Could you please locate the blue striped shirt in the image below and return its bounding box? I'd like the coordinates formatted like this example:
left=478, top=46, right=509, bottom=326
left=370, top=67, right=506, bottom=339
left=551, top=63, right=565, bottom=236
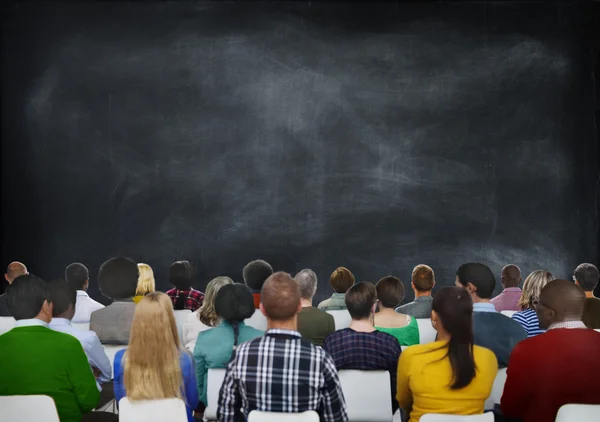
left=512, top=308, right=546, bottom=337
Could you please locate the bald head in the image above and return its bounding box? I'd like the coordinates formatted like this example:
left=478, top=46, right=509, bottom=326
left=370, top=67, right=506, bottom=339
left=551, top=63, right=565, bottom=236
left=260, top=272, right=301, bottom=321
left=501, top=265, right=521, bottom=288
left=5, top=262, right=28, bottom=284
left=536, top=279, right=586, bottom=329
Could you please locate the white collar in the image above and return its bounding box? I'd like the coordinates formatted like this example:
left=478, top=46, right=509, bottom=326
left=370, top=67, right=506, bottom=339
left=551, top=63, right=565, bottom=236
left=77, top=290, right=89, bottom=297
left=49, top=317, right=72, bottom=327
left=15, top=318, right=49, bottom=328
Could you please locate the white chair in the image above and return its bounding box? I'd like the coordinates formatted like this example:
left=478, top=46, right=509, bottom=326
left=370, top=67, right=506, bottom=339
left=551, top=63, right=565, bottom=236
left=484, top=368, right=507, bottom=409
left=338, top=370, right=392, bottom=422
left=204, top=368, right=227, bottom=421
left=416, top=319, right=437, bottom=344
left=501, top=311, right=517, bottom=318
left=174, top=309, right=191, bottom=343
left=0, top=394, right=60, bottom=422
left=420, top=412, right=494, bottom=421
left=555, top=404, right=600, bottom=422
left=118, top=397, right=187, bottom=422
left=327, top=310, right=352, bottom=330
left=72, top=322, right=90, bottom=331
left=0, top=316, right=16, bottom=335
left=103, top=344, right=126, bottom=378
left=246, top=309, right=268, bottom=331
left=248, top=410, right=320, bottom=422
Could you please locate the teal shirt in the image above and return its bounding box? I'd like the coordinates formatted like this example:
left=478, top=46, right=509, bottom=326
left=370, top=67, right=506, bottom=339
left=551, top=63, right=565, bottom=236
left=317, top=293, right=347, bottom=311
left=375, top=315, right=420, bottom=346
left=193, top=321, right=263, bottom=405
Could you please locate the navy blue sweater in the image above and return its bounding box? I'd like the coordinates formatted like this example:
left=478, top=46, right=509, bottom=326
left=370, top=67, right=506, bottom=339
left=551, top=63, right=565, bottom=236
left=473, top=311, right=527, bottom=368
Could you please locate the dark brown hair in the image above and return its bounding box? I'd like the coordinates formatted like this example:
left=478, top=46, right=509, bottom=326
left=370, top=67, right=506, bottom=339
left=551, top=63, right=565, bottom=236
left=330, top=267, right=355, bottom=293
left=375, top=276, right=405, bottom=308
left=261, top=272, right=301, bottom=321
left=412, top=265, right=435, bottom=291
left=345, top=282, right=377, bottom=319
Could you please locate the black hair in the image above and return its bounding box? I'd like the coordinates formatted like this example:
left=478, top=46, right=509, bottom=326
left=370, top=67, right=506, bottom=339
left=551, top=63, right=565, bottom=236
left=6, top=274, right=49, bottom=320
left=242, top=260, right=273, bottom=290
left=98, top=257, right=139, bottom=300
left=456, top=263, right=496, bottom=299
left=48, top=279, right=77, bottom=317
left=215, top=283, right=255, bottom=348
left=65, top=262, right=89, bottom=290
left=170, top=260, right=194, bottom=310
left=345, top=282, right=377, bottom=320
left=432, top=286, right=476, bottom=389
left=574, top=263, right=599, bottom=292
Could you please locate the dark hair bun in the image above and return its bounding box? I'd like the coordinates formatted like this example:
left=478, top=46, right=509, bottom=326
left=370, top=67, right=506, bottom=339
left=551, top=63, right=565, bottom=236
left=215, top=283, right=255, bottom=322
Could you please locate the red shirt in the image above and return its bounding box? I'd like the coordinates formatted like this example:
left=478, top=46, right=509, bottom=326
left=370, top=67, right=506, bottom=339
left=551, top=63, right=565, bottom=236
left=501, top=328, right=600, bottom=422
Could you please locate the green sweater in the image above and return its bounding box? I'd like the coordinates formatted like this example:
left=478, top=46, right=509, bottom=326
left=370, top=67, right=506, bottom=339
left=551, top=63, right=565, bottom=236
left=0, top=325, right=100, bottom=422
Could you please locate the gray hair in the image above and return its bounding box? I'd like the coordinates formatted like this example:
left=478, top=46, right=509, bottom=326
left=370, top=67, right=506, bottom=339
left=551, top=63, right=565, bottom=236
left=294, top=269, right=318, bottom=300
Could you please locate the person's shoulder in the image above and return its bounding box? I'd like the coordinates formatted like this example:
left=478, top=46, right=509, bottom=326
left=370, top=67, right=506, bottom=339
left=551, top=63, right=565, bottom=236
left=396, top=301, right=417, bottom=311
left=473, top=344, right=498, bottom=366
left=317, top=298, right=330, bottom=310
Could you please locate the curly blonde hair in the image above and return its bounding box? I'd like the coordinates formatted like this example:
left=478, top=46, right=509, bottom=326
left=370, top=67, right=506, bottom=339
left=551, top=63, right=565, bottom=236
left=517, top=270, right=555, bottom=310
left=198, top=276, right=234, bottom=326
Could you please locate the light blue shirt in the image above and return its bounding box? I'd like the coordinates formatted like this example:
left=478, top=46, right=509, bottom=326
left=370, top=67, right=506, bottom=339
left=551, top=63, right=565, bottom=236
left=49, top=318, right=112, bottom=388
left=473, top=302, right=497, bottom=313
left=15, top=318, right=49, bottom=328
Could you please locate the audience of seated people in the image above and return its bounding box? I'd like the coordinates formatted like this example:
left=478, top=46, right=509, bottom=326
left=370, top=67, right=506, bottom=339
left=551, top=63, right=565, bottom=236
left=182, top=276, right=233, bottom=351
left=491, top=264, right=522, bottom=312
left=193, top=283, right=263, bottom=409
left=395, top=264, right=435, bottom=318
left=90, top=257, right=139, bottom=344
left=323, top=282, right=401, bottom=413
left=500, top=279, right=600, bottom=422
left=113, top=292, right=199, bottom=422
left=242, top=259, right=273, bottom=308
left=511, top=270, right=555, bottom=337
left=396, top=286, right=498, bottom=422
left=66, top=262, right=105, bottom=323
left=167, top=260, right=205, bottom=312
left=573, top=263, right=600, bottom=328
left=295, top=268, right=335, bottom=346
left=374, top=276, right=420, bottom=346
left=218, top=272, right=348, bottom=422
left=318, top=266, right=355, bottom=311
left=455, top=263, right=527, bottom=367
left=0, top=261, right=28, bottom=316
left=132, top=263, right=155, bottom=304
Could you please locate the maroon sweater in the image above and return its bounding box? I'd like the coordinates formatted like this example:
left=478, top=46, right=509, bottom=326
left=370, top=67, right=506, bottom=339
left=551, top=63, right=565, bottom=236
left=501, top=328, right=600, bottom=422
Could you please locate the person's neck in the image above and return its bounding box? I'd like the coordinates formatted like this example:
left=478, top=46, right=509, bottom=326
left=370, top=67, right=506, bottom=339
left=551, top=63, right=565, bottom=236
left=35, top=314, right=52, bottom=324
left=267, top=317, right=297, bottom=331
left=55, top=313, right=73, bottom=321
left=300, top=298, right=312, bottom=307
left=472, top=296, right=491, bottom=304
left=378, top=306, right=397, bottom=315
left=436, top=329, right=451, bottom=342
left=349, top=318, right=375, bottom=332
left=585, top=291, right=595, bottom=298
left=413, top=289, right=432, bottom=298
left=503, top=284, right=519, bottom=290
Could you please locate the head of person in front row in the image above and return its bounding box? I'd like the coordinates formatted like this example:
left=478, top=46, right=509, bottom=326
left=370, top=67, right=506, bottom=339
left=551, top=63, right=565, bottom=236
left=512, top=270, right=555, bottom=337
left=114, top=292, right=198, bottom=422
left=295, top=269, right=335, bottom=346
left=394, top=264, right=435, bottom=318
left=193, top=284, right=263, bottom=406
left=396, top=286, right=498, bottom=422
left=133, top=263, right=156, bottom=304
left=4, top=261, right=28, bottom=285
left=573, top=263, right=600, bottom=329
left=374, top=276, right=420, bottom=346
left=243, top=259, right=273, bottom=308
left=65, top=262, right=90, bottom=292
left=168, top=260, right=204, bottom=312
left=317, top=267, right=355, bottom=311
left=0, top=275, right=100, bottom=421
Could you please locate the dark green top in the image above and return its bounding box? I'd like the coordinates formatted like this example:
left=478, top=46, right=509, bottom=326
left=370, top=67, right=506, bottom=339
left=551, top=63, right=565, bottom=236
left=297, top=306, right=335, bottom=346
left=0, top=325, right=100, bottom=422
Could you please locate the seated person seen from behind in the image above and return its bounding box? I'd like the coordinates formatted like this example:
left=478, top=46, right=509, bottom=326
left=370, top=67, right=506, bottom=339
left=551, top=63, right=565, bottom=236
left=318, top=267, right=355, bottom=311
left=132, top=263, right=155, bottom=304
left=0, top=261, right=28, bottom=316
left=90, top=257, right=139, bottom=344
left=323, top=282, right=401, bottom=413
left=193, top=283, right=263, bottom=407
left=182, top=276, right=233, bottom=351
left=113, top=292, right=199, bottom=422
left=573, top=263, right=600, bottom=329
left=66, top=262, right=104, bottom=323
left=455, top=263, right=526, bottom=368
left=395, top=264, right=435, bottom=319
left=295, top=269, right=335, bottom=346
left=218, top=272, right=348, bottom=422
left=242, top=259, right=273, bottom=309
left=396, top=286, right=498, bottom=422
left=374, top=276, right=419, bottom=346
left=511, top=270, right=555, bottom=337
left=490, top=264, right=522, bottom=312
left=0, top=275, right=100, bottom=422
left=501, top=279, right=600, bottom=422
left=167, top=260, right=205, bottom=312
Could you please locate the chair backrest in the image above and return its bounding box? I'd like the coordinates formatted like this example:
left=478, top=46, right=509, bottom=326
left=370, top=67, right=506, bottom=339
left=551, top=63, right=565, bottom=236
left=205, top=368, right=227, bottom=420
left=338, top=370, right=392, bottom=422
left=72, top=322, right=90, bottom=331
left=326, top=310, right=352, bottom=330
left=173, top=309, right=191, bottom=344
left=102, top=344, right=126, bottom=379
left=0, top=316, right=16, bottom=335
left=0, top=395, right=60, bottom=422
left=555, top=404, right=600, bottom=422
left=484, top=368, right=508, bottom=409
left=118, top=397, right=187, bottom=422
left=500, top=311, right=517, bottom=318
left=416, top=319, right=437, bottom=344
left=248, top=411, right=320, bottom=422
left=420, top=412, right=495, bottom=421
left=245, top=309, right=268, bottom=331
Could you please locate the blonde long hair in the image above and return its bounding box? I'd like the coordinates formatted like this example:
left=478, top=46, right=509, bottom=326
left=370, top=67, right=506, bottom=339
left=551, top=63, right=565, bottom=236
left=517, top=270, right=555, bottom=310
left=124, top=292, right=183, bottom=400
left=136, top=263, right=156, bottom=297
left=198, top=276, right=234, bottom=326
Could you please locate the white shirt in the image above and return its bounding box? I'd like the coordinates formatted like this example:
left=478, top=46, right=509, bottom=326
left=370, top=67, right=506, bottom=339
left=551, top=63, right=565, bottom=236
left=182, top=310, right=215, bottom=351
left=72, top=291, right=104, bottom=323
left=49, top=317, right=112, bottom=388
left=15, top=318, right=49, bottom=328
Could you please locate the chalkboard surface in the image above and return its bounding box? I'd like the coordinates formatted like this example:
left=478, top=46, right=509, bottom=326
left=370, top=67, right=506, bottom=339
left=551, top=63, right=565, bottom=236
left=2, top=2, right=598, bottom=303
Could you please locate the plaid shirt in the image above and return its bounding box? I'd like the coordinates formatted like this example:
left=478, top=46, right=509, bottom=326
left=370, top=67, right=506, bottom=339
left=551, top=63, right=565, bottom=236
left=217, top=329, right=348, bottom=422
left=166, top=288, right=204, bottom=312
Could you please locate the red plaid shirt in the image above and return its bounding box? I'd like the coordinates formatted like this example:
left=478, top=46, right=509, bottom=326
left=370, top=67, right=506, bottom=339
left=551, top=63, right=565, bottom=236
left=166, top=288, right=205, bottom=312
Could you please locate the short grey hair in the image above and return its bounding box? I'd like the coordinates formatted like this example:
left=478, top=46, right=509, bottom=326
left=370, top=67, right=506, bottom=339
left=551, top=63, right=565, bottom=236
left=294, top=269, right=318, bottom=300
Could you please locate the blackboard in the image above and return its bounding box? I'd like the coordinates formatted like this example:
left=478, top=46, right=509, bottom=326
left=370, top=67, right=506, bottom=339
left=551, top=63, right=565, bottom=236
left=2, top=2, right=598, bottom=303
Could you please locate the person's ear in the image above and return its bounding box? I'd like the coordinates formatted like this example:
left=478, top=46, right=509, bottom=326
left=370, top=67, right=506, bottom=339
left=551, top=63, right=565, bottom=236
left=466, top=282, right=477, bottom=294
left=432, top=280, right=436, bottom=288
left=296, top=301, right=303, bottom=314
left=574, top=280, right=580, bottom=287
left=4, top=274, right=9, bottom=283
left=84, top=280, right=89, bottom=291
left=259, top=302, right=267, bottom=317
left=431, top=310, right=439, bottom=330
left=42, top=300, right=53, bottom=320
left=371, top=302, right=377, bottom=314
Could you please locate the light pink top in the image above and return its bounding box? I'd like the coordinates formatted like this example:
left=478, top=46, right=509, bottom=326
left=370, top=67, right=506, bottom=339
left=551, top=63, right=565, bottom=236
left=491, top=287, right=522, bottom=312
